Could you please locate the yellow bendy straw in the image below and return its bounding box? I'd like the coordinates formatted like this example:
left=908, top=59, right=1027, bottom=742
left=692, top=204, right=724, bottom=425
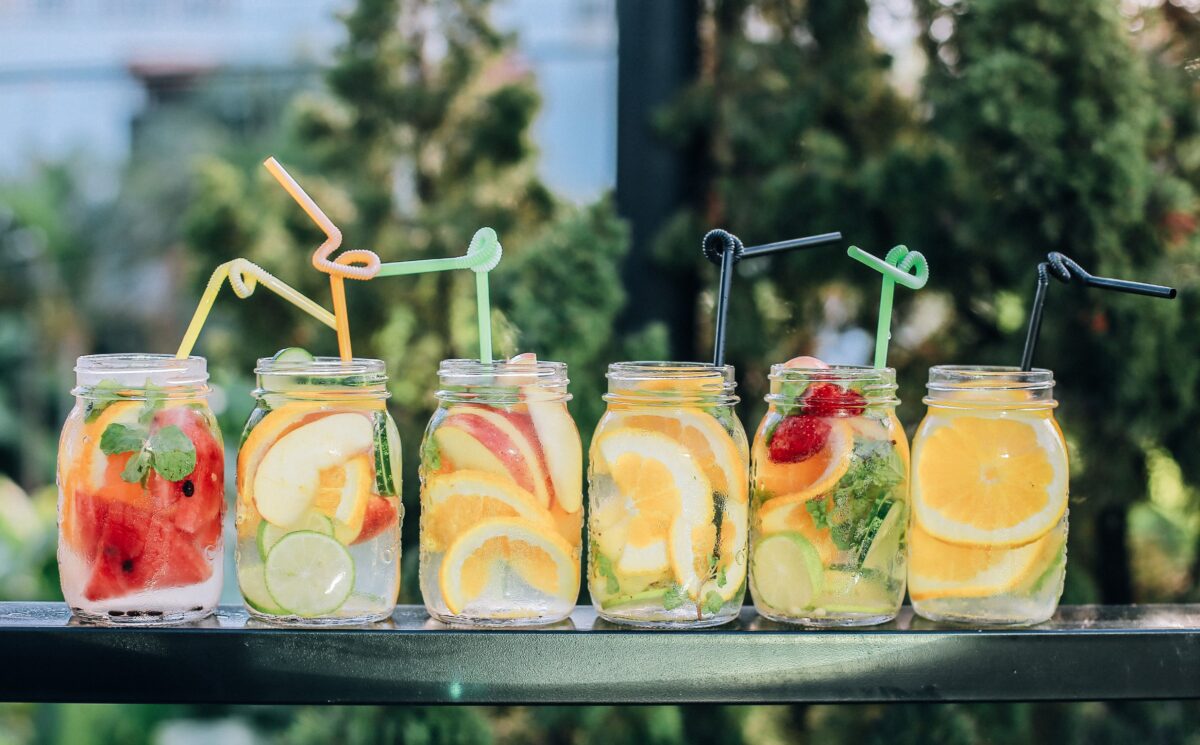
left=263, top=157, right=383, bottom=360
left=175, top=259, right=337, bottom=359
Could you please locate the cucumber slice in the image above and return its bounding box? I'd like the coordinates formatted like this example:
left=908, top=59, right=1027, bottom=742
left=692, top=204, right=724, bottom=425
left=819, top=568, right=896, bottom=614
left=858, top=500, right=905, bottom=573
left=265, top=531, right=355, bottom=617
left=257, top=513, right=335, bottom=561
left=751, top=532, right=824, bottom=614
left=373, top=412, right=402, bottom=497
left=239, top=564, right=285, bottom=615
left=272, top=347, right=315, bottom=363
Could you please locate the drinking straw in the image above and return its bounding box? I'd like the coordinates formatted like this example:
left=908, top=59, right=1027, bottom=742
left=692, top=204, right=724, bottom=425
left=846, top=245, right=929, bottom=369
left=263, top=157, right=383, bottom=360
left=1019, top=251, right=1176, bottom=371
left=175, top=259, right=337, bottom=359
left=376, top=227, right=503, bottom=362
left=702, top=229, right=844, bottom=366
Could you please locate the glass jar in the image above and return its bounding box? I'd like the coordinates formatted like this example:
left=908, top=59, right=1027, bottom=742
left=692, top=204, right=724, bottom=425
left=749, top=365, right=909, bottom=626
left=909, top=366, right=1068, bottom=626
left=57, top=354, right=224, bottom=625
left=587, top=362, right=749, bottom=628
left=419, top=358, right=583, bottom=626
left=235, top=355, right=402, bottom=626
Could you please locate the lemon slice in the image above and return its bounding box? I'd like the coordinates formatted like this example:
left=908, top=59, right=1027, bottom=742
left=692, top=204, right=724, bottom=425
left=438, top=517, right=578, bottom=615
left=907, top=522, right=1059, bottom=601
left=751, top=532, right=824, bottom=614
left=597, top=428, right=714, bottom=597
left=702, top=497, right=747, bottom=601
left=610, top=409, right=747, bottom=503
left=753, top=419, right=853, bottom=500
left=913, top=415, right=1068, bottom=547
left=422, top=470, right=552, bottom=552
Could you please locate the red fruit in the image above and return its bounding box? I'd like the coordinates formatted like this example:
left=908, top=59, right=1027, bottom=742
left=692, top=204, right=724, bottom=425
left=148, top=407, right=225, bottom=548
left=802, top=383, right=866, bottom=417
left=353, top=496, right=398, bottom=545
left=768, top=415, right=831, bottom=463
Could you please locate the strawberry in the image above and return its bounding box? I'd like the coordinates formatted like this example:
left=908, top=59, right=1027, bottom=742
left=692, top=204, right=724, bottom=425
left=768, top=415, right=831, bottom=463
left=802, top=383, right=866, bottom=417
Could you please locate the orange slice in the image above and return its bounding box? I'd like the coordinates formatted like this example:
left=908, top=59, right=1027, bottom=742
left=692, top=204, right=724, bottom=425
left=312, top=454, right=374, bottom=543
left=422, top=470, right=551, bottom=552
left=753, top=419, right=853, bottom=500
left=757, top=496, right=836, bottom=565
left=438, top=517, right=578, bottom=615
left=908, top=521, right=1062, bottom=601
left=913, top=415, right=1067, bottom=547
left=701, top=497, right=748, bottom=601
left=610, top=409, right=747, bottom=503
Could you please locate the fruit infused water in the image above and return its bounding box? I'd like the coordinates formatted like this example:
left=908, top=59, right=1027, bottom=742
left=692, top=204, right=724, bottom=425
left=587, top=362, right=749, bottom=628
left=57, top=355, right=224, bottom=624
left=909, top=366, right=1068, bottom=625
left=235, top=350, right=402, bottom=625
left=749, top=364, right=908, bottom=626
left=419, top=357, right=582, bottom=626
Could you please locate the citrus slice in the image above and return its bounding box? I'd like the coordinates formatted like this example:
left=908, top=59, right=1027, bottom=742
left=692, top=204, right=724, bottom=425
left=238, top=563, right=286, bottom=615
left=754, top=419, right=852, bottom=500
left=438, top=517, right=578, bottom=615
left=312, top=454, right=374, bottom=544
left=422, top=470, right=551, bottom=552
left=758, top=495, right=836, bottom=565
left=264, top=531, right=355, bottom=617
left=907, top=522, right=1058, bottom=601
left=257, top=512, right=334, bottom=559
left=859, top=500, right=906, bottom=574
left=702, top=497, right=748, bottom=601
left=913, top=415, right=1067, bottom=547
left=596, top=428, right=714, bottom=596
left=751, top=532, right=823, bottom=614
left=238, top=402, right=329, bottom=505
left=610, top=409, right=747, bottom=504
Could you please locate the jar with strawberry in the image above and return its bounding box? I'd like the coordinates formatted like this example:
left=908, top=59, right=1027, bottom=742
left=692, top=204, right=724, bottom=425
left=58, top=354, right=225, bottom=625
left=418, top=356, right=583, bottom=627
left=749, top=360, right=909, bottom=626
left=587, top=362, right=750, bottom=628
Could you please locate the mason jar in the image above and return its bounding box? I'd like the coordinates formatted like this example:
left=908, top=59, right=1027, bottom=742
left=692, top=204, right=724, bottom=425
left=587, top=362, right=749, bottom=628
left=909, top=365, right=1068, bottom=625
left=749, top=365, right=909, bottom=626
left=418, top=357, right=583, bottom=626
left=235, top=353, right=402, bottom=625
left=57, top=354, right=224, bottom=625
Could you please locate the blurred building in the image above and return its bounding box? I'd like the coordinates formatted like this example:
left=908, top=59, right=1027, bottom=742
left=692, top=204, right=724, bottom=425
left=0, top=0, right=616, bottom=200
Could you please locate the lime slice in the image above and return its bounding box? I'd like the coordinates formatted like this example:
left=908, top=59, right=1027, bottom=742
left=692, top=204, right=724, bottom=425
left=257, top=512, right=335, bottom=560
left=239, top=563, right=285, bottom=615
left=272, top=347, right=314, bottom=363
left=751, top=532, right=824, bottom=614
left=819, top=568, right=896, bottom=614
left=859, top=500, right=905, bottom=573
left=265, top=531, right=355, bottom=617
left=602, top=588, right=669, bottom=610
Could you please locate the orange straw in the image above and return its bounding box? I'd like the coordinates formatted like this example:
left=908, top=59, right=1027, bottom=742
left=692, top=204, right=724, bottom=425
left=263, top=157, right=382, bottom=360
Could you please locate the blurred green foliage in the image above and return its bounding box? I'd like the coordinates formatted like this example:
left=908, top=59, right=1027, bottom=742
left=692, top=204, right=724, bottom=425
left=0, top=0, right=1198, bottom=742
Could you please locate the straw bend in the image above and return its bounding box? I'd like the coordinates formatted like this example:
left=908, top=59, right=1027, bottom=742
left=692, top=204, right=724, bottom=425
left=847, top=245, right=929, bottom=290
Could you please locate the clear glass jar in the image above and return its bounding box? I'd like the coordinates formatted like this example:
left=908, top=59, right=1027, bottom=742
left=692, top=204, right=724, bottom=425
left=235, top=355, right=403, bottom=626
left=587, top=362, right=749, bottom=628
left=57, top=354, right=224, bottom=625
left=419, top=358, right=583, bottom=626
left=909, top=366, right=1068, bottom=626
left=749, top=365, right=909, bottom=627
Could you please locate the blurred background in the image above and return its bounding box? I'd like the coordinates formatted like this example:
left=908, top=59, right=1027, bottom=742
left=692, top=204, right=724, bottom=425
left=1, top=0, right=1199, bottom=742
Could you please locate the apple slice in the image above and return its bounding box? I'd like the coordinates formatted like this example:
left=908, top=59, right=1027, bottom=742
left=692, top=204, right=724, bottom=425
left=527, top=401, right=582, bottom=513
left=253, top=413, right=374, bottom=527
left=435, top=406, right=552, bottom=508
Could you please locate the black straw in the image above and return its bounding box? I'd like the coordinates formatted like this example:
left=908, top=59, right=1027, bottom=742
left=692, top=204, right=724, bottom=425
left=703, top=229, right=843, bottom=366
left=1020, top=252, right=1177, bottom=371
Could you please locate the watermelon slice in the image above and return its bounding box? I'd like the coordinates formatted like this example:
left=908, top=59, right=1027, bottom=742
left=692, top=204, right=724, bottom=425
left=148, top=407, right=225, bottom=548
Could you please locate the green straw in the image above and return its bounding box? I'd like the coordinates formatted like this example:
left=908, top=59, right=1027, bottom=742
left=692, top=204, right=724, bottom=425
left=376, top=227, right=502, bottom=362
left=846, top=245, right=929, bottom=368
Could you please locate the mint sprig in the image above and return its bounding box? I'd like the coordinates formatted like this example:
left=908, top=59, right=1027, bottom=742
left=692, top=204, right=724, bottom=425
left=148, top=425, right=197, bottom=481
left=596, top=553, right=620, bottom=595
left=808, top=436, right=904, bottom=559
left=661, top=583, right=687, bottom=611
left=99, top=421, right=197, bottom=484
left=701, top=590, right=725, bottom=615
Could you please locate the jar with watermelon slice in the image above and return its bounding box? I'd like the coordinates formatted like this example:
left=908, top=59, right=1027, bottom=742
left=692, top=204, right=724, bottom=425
left=58, top=354, right=225, bottom=624
left=418, top=355, right=583, bottom=627
left=235, top=350, right=402, bottom=626
left=748, top=361, right=909, bottom=627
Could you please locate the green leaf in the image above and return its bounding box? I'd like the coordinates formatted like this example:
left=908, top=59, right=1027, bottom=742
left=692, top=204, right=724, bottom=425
left=100, top=423, right=148, bottom=456
left=84, top=380, right=125, bottom=423
left=120, top=450, right=152, bottom=484
left=806, top=497, right=831, bottom=531
left=717, top=564, right=728, bottom=588
left=596, top=553, right=620, bottom=595
left=702, top=590, right=725, bottom=616
left=148, top=425, right=197, bottom=481
left=138, top=383, right=167, bottom=425
left=661, top=583, right=686, bottom=611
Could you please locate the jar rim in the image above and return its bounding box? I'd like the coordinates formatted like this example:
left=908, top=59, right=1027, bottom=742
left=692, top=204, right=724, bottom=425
left=927, top=364, right=1054, bottom=391
left=607, top=360, right=734, bottom=380
left=438, top=358, right=567, bottom=383
left=767, top=364, right=898, bottom=407
left=75, top=354, right=208, bottom=388
left=255, top=356, right=386, bottom=380
left=604, top=361, right=738, bottom=405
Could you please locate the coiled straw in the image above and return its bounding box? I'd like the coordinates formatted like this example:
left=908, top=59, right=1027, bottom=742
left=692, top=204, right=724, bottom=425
left=847, top=245, right=929, bottom=369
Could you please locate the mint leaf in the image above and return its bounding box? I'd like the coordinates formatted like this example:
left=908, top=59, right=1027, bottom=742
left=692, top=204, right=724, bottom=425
left=717, top=564, right=728, bottom=588
left=138, top=383, right=166, bottom=425
left=596, top=553, right=620, bottom=595
left=824, top=436, right=904, bottom=555
left=661, top=583, right=686, bottom=611
left=421, top=433, right=442, bottom=472
left=100, top=423, right=148, bottom=456
left=120, top=450, right=152, bottom=484
left=806, top=497, right=831, bottom=531
left=148, top=425, right=197, bottom=481
left=84, top=379, right=124, bottom=422
left=702, top=590, right=724, bottom=616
